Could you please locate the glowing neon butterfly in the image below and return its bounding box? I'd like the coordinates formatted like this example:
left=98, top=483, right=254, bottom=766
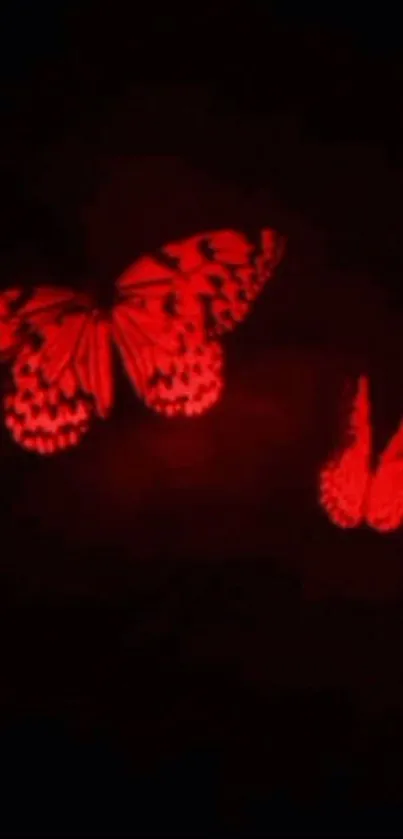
left=2, top=228, right=285, bottom=454
left=319, top=374, right=403, bottom=532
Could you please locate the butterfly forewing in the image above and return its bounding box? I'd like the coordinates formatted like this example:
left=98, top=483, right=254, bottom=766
left=162, top=228, right=285, bottom=336
left=37, top=314, right=89, bottom=384
left=81, top=316, right=113, bottom=418
left=0, top=289, right=24, bottom=358
left=116, top=228, right=285, bottom=340
left=17, top=287, right=90, bottom=330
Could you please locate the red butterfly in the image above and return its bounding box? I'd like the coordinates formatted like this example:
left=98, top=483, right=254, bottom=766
left=319, top=375, right=403, bottom=532
left=1, top=228, right=285, bottom=454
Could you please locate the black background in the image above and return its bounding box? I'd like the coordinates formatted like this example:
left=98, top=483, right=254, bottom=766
left=1, top=3, right=403, bottom=835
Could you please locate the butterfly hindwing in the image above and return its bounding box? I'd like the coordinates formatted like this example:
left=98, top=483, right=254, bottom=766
left=113, top=302, right=223, bottom=417
left=11, top=288, right=115, bottom=421
left=366, top=418, right=403, bottom=532
left=4, top=345, right=94, bottom=454
left=319, top=375, right=372, bottom=528
left=140, top=340, right=223, bottom=418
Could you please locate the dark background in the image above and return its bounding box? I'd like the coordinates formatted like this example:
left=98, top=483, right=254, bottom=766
left=1, top=3, right=403, bottom=834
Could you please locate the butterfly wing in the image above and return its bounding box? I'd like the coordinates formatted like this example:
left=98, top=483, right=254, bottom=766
left=0, top=289, right=25, bottom=358
left=4, top=345, right=94, bottom=454
left=319, top=375, right=372, bottom=528
left=113, top=228, right=283, bottom=416
left=74, top=315, right=113, bottom=419
left=13, top=287, right=114, bottom=420
left=366, top=418, right=403, bottom=532
left=161, top=228, right=285, bottom=336
left=113, top=301, right=223, bottom=417
left=16, top=285, right=85, bottom=317
left=116, top=228, right=285, bottom=339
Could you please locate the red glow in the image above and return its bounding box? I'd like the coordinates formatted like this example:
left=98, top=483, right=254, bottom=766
left=1, top=228, right=283, bottom=452
left=4, top=347, right=93, bottom=454
left=319, top=375, right=403, bottom=532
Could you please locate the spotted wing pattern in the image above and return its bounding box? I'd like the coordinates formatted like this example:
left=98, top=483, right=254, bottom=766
left=319, top=376, right=371, bottom=528
left=4, top=346, right=94, bottom=454
left=8, top=287, right=114, bottom=420
left=113, top=228, right=284, bottom=415
left=367, top=418, right=403, bottom=532
left=117, top=228, right=285, bottom=338
left=0, top=289, right=25, bottom=358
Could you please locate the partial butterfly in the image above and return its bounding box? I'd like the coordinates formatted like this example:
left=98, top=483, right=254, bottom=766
left=1, top=228, right=285, bottom=454
left=319, top=374, right=403, bottom=532
left=0, top=289, right=23, bottom=359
